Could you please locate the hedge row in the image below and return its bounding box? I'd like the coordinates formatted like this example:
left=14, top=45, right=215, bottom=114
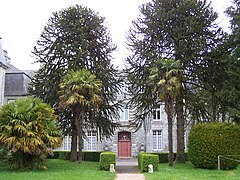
left=152, top=152, right=188, bottom=163
left=189, top=122, right=240, bottom=170
left=48, top=151, right=102, bottom=162
left=99, top=151, right=116, bottom=171
left=138, top=152, right=159, bottom=172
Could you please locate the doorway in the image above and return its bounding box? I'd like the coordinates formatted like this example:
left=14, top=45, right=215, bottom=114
left=118, top=131, right=131, bottom=158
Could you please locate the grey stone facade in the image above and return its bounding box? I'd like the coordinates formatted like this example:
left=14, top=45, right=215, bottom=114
left=0, top=40, right=8, bottom=106
left=0, top=42, right=188, bottom=157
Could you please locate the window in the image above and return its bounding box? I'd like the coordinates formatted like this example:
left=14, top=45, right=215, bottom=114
left=153, top=130, right=162, bottom=150
left=86, top=131, right=97, bottom=151
left=120, top=108, right=129, bottom=121
left=63, top=136, right=71, bottom=151
left=121, top=82, right=128, bottom=93
left=152, top=106, right=161, bottom=121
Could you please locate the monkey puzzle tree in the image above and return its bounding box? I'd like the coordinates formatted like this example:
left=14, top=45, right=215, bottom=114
left=29, top=5, right=120, bottom=161
left=126, top=0, right=222, bottom=162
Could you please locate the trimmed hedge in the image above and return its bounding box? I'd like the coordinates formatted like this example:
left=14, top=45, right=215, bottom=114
left=83, top=151, right=102, bottom=162
left=138, top=152, right=159, bottom=172
left=189, top=122, right=240, bottom=170
left=48, top=151, right=102, bottom=161
left=152, top=152, right=188, bottom=163
left=59, top=151, right=71, bottom=160
left=99, top=152, right=116, bottom=171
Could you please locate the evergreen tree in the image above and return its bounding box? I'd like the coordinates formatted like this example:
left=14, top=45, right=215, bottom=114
left=126, top=0, right=222, bottom=162
left=29, top=5, right=120, bottom=161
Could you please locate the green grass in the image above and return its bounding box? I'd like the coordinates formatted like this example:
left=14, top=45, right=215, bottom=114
left=0, top=159, right=115, bottom=180
left=145, top=162, right=240, bottom=180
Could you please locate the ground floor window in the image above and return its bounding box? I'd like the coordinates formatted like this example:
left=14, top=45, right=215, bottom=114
left=153, top=130, right=162, bottom=150
left=86, top=131, right=97, bottom=151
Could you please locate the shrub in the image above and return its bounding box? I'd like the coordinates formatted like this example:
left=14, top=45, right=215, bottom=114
left=83, top=151, right=102, bottom=162
left=99, top=152, right=116, bottom=171
left=152, top=152, right=188, bottom=163
left=138, top=152, right=159, bottom=172
left=0, top=97, right=63, bottom=169
left=189, top=122, right=240, bottom=170
left=58, top=151, right=71, bottom=160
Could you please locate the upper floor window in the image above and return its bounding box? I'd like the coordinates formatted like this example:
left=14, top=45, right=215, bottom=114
left=152, top=106, right=161, bottom=121
left=121, top=82, right=128, bottom=94
left=120, top=108, right=129, bottom=121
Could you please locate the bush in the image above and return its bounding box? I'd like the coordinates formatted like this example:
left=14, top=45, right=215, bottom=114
left=138, top=152, right=159, bottom=172
left=152, top=152, right=188, bottom=163
left=99, top=152, right=116, bottom=171
left=189, top=122, right=240, bottom=170
left=58, top=151, right=71, bottom=160
left=49, top=151, right=102, bottom=162
left=83, top=151, right=102, bottom=162
left=0, top=148, right=10, bottom=162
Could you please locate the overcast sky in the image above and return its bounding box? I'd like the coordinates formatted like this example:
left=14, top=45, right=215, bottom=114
left=0, top=0, right=232, bottom=70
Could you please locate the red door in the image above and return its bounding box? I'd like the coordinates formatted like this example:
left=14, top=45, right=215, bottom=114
left=118, top=131, right=131, bottom=158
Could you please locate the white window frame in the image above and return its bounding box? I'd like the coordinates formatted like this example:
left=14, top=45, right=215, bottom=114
left=120, top=108, right=129, bottom=121
left=86, top=131, right=97, bottom=151
left=153, top=130, right=162, bottom=150
left=152, top=106, right=161, bottom=121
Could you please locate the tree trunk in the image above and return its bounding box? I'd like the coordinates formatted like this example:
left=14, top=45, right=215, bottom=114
left=70, top=121, right=77, bottom=161
left=166, top=97, right=174, bottom=167
left=74, top=104, right=84, bottom=163
left=17, top=151, right=24, bottom=169
left=176, top=90, right=186, bottom=163
left=77, top=109, right=84, bottom=163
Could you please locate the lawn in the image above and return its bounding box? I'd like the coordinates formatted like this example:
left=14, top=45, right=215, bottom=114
left=0, top=159, right=115, bottom=180
left=145, top=162, right=240, bottom=180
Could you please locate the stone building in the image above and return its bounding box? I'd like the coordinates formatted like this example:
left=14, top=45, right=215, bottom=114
left=0, top=39, right=34, bottom=104
left=57, top=77, right=189, bottom=158
left=0, top=39, right=8, bottom=106
left=0, top=40, right=189, bottom=158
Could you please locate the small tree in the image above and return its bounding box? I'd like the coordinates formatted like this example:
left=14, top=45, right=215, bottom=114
left=149, top=59, right=182, bottom=166
left=59, top=69, right=102, bottom=162
left=0, top=97, right=62, bottom=169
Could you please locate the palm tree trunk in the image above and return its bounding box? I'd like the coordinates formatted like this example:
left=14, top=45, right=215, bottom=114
left=166, top=97, right=174, bottom=167
left=176, top=90, right=186, bottom=163
left=78, top=109, right=84, bottom=162
left=70, top=121, right=77, bottom=161
left=74, top=104, right=84, bottom=163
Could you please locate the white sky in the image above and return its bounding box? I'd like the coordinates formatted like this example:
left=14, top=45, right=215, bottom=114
left=0, top=0, right=231, bottom=70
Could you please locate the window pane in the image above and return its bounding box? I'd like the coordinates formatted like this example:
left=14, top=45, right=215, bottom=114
left=125, top=109, right=129, bottom=120
left=153, top=130, right=162, bottom=150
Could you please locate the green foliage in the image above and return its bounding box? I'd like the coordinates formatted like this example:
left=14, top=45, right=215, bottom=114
left=152, top=152, right=188, bottom=163
left=138, top=152, right=159, bottom=172
left=48, top=151, right=102, bottom=162
left=0, top=147, right=10, bottom=162
left=189, top=122, right=240, bottom=170
left=59, top=69, right=103, bottom=162
left=0, top=97, right=63, bottom=169
left=83, top=151, right=102, bottom=162
left=58, top=151, right=71, bottom=160
left=99, top=152, right=116, bottom=171
left=29, top=4, right=120, bottom=141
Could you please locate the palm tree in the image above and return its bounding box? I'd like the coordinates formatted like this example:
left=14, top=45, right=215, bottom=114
left=150, top=59, right=182, bottom=166
left=59, top=69, right=102, bottom=162
left=0, top=97, right=62, bottom=169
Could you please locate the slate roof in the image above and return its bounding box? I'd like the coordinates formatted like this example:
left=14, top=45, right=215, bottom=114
left=4, top=63, right=35, bottom=96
